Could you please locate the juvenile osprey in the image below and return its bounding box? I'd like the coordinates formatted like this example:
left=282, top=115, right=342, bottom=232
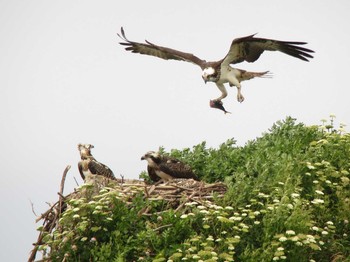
left=78, top=143, right=115, bottom=180
left=141, top=151, right=199, bottom=182
left=118, top=27, right=314, bottom=103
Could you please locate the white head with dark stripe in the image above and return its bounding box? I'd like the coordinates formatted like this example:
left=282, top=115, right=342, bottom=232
left=202, top=67, right=216, bottom=83
left=78, top=143, right=94, bottom=159
left=141, top=151, right=161, bottom=167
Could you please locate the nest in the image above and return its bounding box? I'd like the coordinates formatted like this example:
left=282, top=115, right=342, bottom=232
left=29, top=165, right=227, bottom=261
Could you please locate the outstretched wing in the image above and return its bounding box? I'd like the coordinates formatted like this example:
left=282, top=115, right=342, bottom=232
left=159, top=158, right=199, bottom=180
left=118, top=27, right=206, bottom=69
left=88, top=160, right=115, bottom=180
left=222, top=34, right=314, bottom=66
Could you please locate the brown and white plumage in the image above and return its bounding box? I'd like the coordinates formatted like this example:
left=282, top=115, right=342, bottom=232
left=141, top=151, right=199, bottom=183
left=78, top=144, right=115, bottom=181
left=118, top=27, right=313, bottom=103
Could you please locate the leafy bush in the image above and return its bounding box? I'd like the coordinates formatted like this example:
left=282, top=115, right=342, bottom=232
left=36, top=116, right=350, bottom=261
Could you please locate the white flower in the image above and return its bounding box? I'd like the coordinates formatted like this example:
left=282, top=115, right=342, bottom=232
left=225, top=206, right=234, bottom=210
left=287, top=204, right=294, bottom=209
left=229, top=216, right=242, bottom=221
left=280, top=256, right=287, bottom=260
left=206, top=236, right=214, bottom=241
left=291, top=193, right=300, bottom=198
left=315, top=190, right=324, bottom=195
left=254, top=221, right=261, bottom=225
left=322, top=231, right=329, bottom=235
left=286, top=230, right=296, bottom=235
left=312, top=180, right=319, bottom=184
left=326, top=221, right=334, bottom=225
left=291, top=236, right=299, bottom=242
left=273, top=257, right=280, bottom=261
left=180, top=214, right=188, bottom=219
left=311, top=199, right=324, bottom=204
left=279, top=236, right=287, bottom=242
left=277, top=247, right=284, bottom=251
left=312, top=226, right=319, bottom=231
left=254, top=211, right=261, bottom=215
left=197, top=205, right=206, bottom=210
left=319, top=241, right=325, bottom=245
left=200, top=210, right=209, bottom=214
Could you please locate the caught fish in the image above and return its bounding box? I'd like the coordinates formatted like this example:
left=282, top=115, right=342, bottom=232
left=209, top=100, right=231, bottom=114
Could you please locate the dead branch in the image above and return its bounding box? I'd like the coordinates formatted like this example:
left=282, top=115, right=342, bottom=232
left=29, top=199, right=38, bottom=217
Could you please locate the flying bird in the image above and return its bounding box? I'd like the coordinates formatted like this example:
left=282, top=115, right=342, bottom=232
left=141, top=151, right=199, bottom=183
left=118, top=27, right=314, bottom=104
left=78, top=143, right=115, bottom=181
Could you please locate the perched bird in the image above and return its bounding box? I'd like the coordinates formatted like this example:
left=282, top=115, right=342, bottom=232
left=141, top=151, right=199, bottom=183
left=118, top=27, right=313, bottom=104
left=77, top=143, right=115, bottom=181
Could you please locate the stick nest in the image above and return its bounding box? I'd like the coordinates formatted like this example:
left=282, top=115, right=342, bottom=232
left=29, top=166, right=226, bottom=261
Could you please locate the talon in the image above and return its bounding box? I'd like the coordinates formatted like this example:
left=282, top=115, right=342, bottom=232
left=237, top=94, right=245, bottom=103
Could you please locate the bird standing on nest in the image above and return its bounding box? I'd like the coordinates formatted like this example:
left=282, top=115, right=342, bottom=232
left=141, top=151, right=199, bottom=183
left=77, top=143, right=115, bottom=181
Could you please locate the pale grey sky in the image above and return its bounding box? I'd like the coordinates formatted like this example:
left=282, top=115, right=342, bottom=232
left=1, top=1, right=349, bottom=261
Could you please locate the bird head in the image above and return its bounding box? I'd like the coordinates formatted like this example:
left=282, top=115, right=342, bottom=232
left=141, top=151, right=160, bottom=166
left=202, top=67, right=216, bottom=83
left=78, top=143, right=94, bottom=159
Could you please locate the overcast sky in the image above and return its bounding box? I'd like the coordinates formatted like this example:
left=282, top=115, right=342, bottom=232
left=1, top=1, right=350, bottom=261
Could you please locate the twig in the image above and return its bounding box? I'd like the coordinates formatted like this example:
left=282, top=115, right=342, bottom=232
left=29, top=165, right=71, bottom=262
left=59, top=165, right=71, bottom=197
left=175, top=190, right=198, bottom=212
left=153, top=224, right=173, bottom=232
left=73, top=176, right=80, bottom=187
left=119, top=174, right=124, bottom=184
left=29, top=199, right=38, bottom=217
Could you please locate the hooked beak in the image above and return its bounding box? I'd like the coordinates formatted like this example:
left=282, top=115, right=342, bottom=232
left=202, top=76, right=207, bottom=84
left=141, top=155, right=145, bottom=160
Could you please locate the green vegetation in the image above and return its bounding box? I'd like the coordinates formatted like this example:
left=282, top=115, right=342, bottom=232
left=37, top=116, right=350, bottom=261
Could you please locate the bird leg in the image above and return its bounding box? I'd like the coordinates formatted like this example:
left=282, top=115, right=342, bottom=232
left=214, top=83, right=228, bottom=102
left=236, top=85, right=245, bottom=103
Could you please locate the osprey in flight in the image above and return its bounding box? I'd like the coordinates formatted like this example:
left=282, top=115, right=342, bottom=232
left=141, top=151, right=199, bottom=183
left=78, top=144, right=115, bottom=181
left=118, top=27, right=314, bottom=103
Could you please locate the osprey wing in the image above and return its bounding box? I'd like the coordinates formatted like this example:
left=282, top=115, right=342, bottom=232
left=78, top=161, right=85, bottom=180
left=88, top=160, right=115, bottom=180
left=118, top=27, right=206, bottom=68
left=222, top=34, right=314, bottom=66
left=159, top=158, right=199, bottom=180
left=147, top=165, right=161, bottom=183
